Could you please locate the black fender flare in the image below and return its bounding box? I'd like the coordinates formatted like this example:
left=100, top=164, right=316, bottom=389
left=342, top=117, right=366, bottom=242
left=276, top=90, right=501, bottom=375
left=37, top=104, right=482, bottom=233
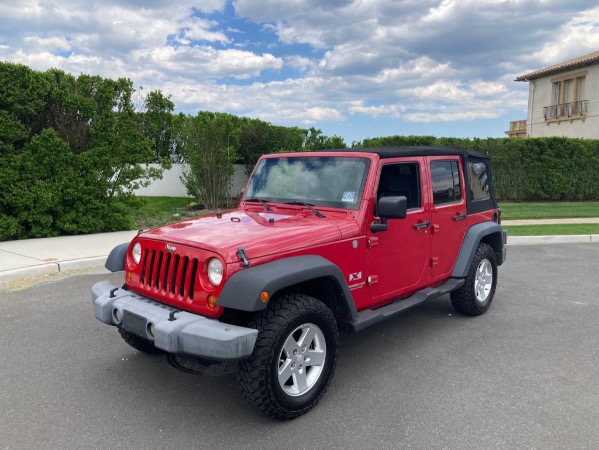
left=217, top=255, right=357, bottom=319
left=452, top=222, right=505, bottom=278
left=105, top=243, right=129, bottom=272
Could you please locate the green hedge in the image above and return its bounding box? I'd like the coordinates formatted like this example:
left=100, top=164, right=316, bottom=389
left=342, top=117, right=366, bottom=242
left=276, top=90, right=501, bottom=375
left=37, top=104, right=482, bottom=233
left=356, top=136, right=599, bottom=201
left=0, top=62, right=165, bottom=241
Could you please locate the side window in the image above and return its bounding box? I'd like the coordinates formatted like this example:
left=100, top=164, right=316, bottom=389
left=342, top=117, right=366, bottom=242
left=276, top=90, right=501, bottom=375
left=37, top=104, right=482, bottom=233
left=431, top=160, right=462, bottom=205
left=377, top=163, right=421, bottom=210
left=467, top=161, right=490, bottom=201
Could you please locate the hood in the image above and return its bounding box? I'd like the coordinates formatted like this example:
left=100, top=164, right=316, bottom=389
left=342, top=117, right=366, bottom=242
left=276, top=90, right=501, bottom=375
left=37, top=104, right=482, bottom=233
left=140, top=209, right=359, bottom=264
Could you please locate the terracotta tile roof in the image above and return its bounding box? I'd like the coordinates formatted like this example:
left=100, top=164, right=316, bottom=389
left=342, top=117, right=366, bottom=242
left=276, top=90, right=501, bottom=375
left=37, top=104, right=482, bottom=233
left=516, top=50, right=599, bottom=81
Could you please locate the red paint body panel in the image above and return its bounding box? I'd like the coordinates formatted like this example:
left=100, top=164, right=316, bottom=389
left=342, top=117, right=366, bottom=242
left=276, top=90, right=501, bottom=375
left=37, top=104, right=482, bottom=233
left=141, top=209, right=360, bottom=264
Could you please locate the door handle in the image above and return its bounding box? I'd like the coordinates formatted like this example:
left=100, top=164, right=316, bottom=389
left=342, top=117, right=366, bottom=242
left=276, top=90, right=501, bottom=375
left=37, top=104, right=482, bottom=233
left=453, top=213, right=467, bottom=221
left=413, top=221, right=430, bottom=230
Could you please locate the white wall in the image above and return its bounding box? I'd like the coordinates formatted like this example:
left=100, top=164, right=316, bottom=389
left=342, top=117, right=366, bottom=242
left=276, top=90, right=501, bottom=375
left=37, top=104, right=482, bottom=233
left=135, top=164, right=249, bottom=198
left=528, top=64, right=599, bottom=138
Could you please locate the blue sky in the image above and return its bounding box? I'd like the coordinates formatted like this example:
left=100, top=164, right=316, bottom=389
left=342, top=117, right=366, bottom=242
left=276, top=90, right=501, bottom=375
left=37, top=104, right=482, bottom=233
left=1, top=0, right=598, bottom=144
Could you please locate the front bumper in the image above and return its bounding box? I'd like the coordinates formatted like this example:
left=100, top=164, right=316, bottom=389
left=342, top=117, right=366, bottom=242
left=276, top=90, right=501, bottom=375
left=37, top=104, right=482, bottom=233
left=91, top=281, right=258, bottom=361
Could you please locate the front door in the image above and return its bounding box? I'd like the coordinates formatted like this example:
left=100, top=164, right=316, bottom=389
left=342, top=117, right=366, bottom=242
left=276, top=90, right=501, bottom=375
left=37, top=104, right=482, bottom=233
left=366, top=158, right=431, bottom=302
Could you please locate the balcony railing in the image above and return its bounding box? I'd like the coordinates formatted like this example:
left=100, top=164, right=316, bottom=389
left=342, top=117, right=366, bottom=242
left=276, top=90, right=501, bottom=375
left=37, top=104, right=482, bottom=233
left=509, top=120, right=527, bottom=132
left=544, top=100, right=588, bottom=120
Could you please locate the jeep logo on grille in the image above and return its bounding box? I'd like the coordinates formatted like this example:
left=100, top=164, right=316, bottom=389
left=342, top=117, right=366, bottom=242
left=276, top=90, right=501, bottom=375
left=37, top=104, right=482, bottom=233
left=165, top=244, right=177, bottom=252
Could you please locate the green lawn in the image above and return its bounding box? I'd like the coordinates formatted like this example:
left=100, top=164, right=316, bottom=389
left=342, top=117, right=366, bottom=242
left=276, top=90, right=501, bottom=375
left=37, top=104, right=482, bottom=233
left=499, top=201, right=599, bottom=220
left=503, top=224, right=599, bottom=236
left=132, top=196, right=199, bottom=229
left=135, top=196, right=192, bottom=214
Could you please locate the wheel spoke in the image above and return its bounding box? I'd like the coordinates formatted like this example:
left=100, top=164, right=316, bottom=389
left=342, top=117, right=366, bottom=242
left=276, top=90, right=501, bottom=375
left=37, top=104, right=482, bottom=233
left=306, top=349, right=325, bottom=367
left=480, top=285, right=486, bottom=299
left=297, top=325, right=318, bottom=348
left=482, top=272, right=492, bottom=285
left=282, top=335, right=298, bottom=357
left=278, top=359, right=294, bottom=386
left=294, top=371, right=309, bottom=393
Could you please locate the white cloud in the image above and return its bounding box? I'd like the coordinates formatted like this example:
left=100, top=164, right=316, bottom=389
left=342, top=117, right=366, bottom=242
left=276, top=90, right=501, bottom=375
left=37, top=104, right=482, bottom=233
left=130, top=46, right=282, bottom=79
left=0, top=0, right=597, bottom=139
left=23, top=36, right=71, bottom=52
left=530, top=5, right=599, bottom=65
left=348, top=102, right=404, bottom=118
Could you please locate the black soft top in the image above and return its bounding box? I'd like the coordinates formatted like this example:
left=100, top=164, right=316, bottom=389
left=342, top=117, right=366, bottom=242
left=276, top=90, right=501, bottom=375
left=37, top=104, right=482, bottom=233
left=324, top=146, right=489, bottom=160
left=325, top=146, right=497, bottom=214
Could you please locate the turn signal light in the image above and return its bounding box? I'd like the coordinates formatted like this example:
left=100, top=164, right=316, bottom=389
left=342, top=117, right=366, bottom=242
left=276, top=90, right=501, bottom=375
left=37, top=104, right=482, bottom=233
left=125, top=271, right=132, bottom=283
left=207, top=294, right=217, bottom=310
left=260, top=291, right=270, bottom=303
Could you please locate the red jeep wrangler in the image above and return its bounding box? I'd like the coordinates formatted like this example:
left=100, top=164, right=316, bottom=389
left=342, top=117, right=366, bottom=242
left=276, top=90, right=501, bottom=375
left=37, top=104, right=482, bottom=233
left=92, top=146, right=507, bottom=420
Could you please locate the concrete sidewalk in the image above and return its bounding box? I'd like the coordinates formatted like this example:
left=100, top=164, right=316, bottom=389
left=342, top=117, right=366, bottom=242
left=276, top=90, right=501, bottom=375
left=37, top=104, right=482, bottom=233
left=0, top=226, right=597, bottom=284
left=0, top=231, right=137, bottom=283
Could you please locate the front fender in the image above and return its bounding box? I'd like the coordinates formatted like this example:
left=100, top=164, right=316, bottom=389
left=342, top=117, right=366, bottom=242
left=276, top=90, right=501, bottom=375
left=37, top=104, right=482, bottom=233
left=105, top=243, right=129, bottom=272
left=217, top=255, right=357, bottom=319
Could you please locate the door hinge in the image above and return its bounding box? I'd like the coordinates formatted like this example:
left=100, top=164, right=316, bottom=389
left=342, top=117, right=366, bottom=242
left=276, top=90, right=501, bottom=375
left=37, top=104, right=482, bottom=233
left=367, top=237, right=379, bottom=248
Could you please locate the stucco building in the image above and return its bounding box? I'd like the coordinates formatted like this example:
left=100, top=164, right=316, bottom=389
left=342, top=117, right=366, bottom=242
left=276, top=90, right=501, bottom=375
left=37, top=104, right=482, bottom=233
left=509, top=51, right=599, bottom=138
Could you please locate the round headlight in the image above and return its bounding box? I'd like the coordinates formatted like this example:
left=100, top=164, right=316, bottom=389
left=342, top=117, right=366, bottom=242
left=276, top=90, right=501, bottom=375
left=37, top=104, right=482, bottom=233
left=132, top=242, right=142, bottom=264
left=207, top=258, right=223, bottom=286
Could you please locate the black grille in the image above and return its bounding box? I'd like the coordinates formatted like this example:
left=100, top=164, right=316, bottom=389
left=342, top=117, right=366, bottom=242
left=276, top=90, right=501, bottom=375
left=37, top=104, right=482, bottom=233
left=139, top=248, right=199, bottom=300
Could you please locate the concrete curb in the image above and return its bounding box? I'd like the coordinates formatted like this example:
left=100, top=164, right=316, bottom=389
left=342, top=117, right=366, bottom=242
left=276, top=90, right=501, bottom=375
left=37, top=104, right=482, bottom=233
left=0, top=257, right=108, bottom=283
left=508, top=234, right=599, bottom=246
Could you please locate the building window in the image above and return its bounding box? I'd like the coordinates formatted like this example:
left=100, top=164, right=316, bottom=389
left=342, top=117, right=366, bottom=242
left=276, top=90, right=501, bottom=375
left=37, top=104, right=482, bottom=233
left=544, top=71, right=588, bottom=120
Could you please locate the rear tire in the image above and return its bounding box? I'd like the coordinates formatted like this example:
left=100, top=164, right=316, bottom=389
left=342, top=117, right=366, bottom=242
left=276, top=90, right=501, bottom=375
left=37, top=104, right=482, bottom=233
left=237, top=293, right=339, bottom=420
left=451, top=243, right=497, bottom=316
left=118, top=328, right=164, bottom=355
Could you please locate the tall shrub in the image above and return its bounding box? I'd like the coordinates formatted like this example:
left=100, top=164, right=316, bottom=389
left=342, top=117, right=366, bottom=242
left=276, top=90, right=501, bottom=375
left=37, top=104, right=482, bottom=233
left=178, top=112, right=240, bottom=209
left=354, top=134, right=599, bottom=201
left=0, top=62, right=166, bottom=240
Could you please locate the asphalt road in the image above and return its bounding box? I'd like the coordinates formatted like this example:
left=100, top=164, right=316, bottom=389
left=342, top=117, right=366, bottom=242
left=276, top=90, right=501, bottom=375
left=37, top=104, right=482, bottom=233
left=1, top=243, right=598, bottom=449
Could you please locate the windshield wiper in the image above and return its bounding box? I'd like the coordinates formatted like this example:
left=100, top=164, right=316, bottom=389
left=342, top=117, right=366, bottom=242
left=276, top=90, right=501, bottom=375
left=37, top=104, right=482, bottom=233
left=244, top=198, right=272, bottom=211
left=283, top=201, right=326, bottom=218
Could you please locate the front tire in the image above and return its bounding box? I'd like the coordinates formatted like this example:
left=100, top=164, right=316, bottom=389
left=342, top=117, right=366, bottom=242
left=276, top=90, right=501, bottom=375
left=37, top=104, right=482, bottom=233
left=451, top=242, right=497, bottom=316
left=237, top=293, right=339, bottom=420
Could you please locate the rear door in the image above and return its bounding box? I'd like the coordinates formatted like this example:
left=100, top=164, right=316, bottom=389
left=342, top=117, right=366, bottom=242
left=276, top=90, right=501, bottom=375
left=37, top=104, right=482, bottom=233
left=428, top=156, right=468, bottom=278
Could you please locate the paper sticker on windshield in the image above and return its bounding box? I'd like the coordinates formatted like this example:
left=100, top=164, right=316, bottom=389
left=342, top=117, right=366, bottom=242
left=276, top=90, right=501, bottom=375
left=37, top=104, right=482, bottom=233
left=342, top=192, right=356, bottom=202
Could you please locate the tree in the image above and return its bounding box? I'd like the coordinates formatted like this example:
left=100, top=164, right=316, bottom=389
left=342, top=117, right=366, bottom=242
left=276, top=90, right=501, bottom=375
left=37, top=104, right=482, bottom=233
left=0, top=62, right=164, bottom=240
left=178, top=112, right=240, bottom=209
left=303, top=127, right=346, bottom=150
left=140, top=90, right=176, bottom=165
left=238, top=119, right=306, bottom=174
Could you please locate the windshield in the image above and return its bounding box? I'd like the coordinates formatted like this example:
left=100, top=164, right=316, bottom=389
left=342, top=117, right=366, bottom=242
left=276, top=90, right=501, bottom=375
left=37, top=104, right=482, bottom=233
left=243, top=156, right=370, bottom=210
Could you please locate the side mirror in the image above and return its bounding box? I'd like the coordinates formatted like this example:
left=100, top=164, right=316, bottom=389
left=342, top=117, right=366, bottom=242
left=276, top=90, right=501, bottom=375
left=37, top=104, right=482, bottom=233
left=371, top=196, right=407, bottom=233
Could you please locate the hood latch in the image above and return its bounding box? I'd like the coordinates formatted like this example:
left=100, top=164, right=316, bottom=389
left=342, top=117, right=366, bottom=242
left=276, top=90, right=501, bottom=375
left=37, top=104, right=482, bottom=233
left=237, top=246, right=250, bottom=268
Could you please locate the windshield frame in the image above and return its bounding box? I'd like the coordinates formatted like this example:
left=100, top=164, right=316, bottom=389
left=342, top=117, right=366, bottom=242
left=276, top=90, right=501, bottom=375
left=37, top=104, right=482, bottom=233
left=242, top=155, right=371, bottom=211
